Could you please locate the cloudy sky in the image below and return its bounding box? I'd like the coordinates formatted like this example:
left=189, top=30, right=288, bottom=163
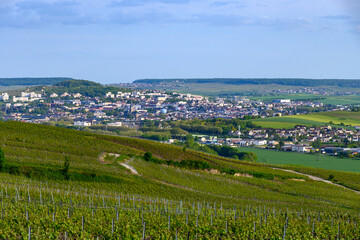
left=1, top=0, right=360, bottom=83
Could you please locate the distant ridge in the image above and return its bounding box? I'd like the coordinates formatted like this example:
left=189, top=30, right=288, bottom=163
left=0, top=77, right=74, bottom=86
left=134, top=78, right=360, bottom=88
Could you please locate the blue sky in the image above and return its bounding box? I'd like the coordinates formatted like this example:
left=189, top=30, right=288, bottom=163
left=1, top=0, right=360, bottom=83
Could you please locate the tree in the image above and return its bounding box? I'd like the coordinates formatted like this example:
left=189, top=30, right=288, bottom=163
left=311, top=138, right=322, bottom=149
left=185, top=134, right=194, bottom=147
left=170, top=127, right=189, bottom=136
left=343, top=138, right=350, bottom=146
left=238, top=152, right=258, bottom=162
left=0, top=147, right=5, bottom=171
left=219, top=146, right=238, bottom=158
left=87, top=112, right=94, bottom=119
left=144, top=152, right=152, bottom=161
left=63, top=156, right=70, bottom=180
left=277, top=140, right=285, bottom=150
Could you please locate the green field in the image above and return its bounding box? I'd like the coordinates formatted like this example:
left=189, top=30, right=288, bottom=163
left=0, top=121, right=360, bottom=238
left=135, top=80, right=360, bottom=105
left=0, top=85, right=32, bottom=93
left=164, top=83, right=296, bottom=96
left=288, top=111, right=360, bottom=126
left=252, top=111, right=360, bottom=129
left=252, top=118, right=323, bottom=129
left=249, top=94, right=360, bottom=105
left=252, top=116, right=325, bottom=129
left=238, top=147, right=360, bottom=172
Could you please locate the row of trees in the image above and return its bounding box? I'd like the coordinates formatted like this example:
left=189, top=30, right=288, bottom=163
left=170, top=122, right=223, bottom=135
left=207, top=145, right=257, bottom=162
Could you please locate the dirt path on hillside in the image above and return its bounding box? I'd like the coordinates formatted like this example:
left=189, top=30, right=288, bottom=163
left=98, top=153, right=138, bottom=174
left=273, top=167, right=360, bottom=194
left=98, top=152, right=120, bottom=164
left=119, top=157, right=138, bottom=174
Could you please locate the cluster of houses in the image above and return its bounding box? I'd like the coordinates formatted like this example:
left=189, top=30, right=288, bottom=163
left=195, top=133, right=360, bottom=156
left=1, top=87, right=359, bottom=157
left=12, top=92, right=42, bottom=102
left=205, top=125, right=360, bottom=155
left=242, top=125, right=360, bottom=143
left=263, top=86, right=357, bottom=96
left=0, top=87, right=335, bottom=126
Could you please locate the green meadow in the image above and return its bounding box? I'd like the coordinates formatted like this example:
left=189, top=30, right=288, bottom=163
left=237, top=147, right=360, bottom=173
left=251, top=111, right=360, bottom=129
left=288, top=111, right=360, bottom=126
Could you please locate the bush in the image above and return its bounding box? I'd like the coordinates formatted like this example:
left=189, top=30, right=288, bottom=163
left=238, top=152, right=258, bottom=162
left=178, top=159, right=210, bottom=170
left=144, top=152, right=153, bottom=161
left=62, top=156, right=70, bottom=180
left=222, top=167, right=236, bottom=175
left=0, top=147, right=5, bottom=172
left=8, top=165, right=20, bottom=175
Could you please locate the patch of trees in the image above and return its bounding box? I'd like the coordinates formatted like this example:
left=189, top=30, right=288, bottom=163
left=208, top=145, right=257, bottom=162
left=175, top=135, right=218, bottom=155
left=142, top=132, right=170, bottom=141
left=338, top=151, right=358, bottom=159
left=89, top=125, right=133, bottom=132
left=47, top=80, right=130, bottom=98
left=170, top=127, right=189, bottom=136
left=176, top=118, right=258, bottom=136
left=170, top=122, right=223, bottom=135
left=138, top=127, right=169, bottom=133
left=55, top=79, right=101, bottom=88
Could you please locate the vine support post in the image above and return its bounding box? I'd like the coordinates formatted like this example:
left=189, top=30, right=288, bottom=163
left=142, top=222, right=146, bottom=240
left=112, top=219, right=114, bottom=234
left=82, top=216, right=84, bottom=231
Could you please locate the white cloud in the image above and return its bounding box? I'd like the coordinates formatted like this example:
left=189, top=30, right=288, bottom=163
left=0, top=0, right=355, bottom=33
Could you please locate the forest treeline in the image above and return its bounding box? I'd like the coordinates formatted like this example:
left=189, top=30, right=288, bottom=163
left=134, top=78, right=360, bottom=88
left=0, top=78, right=72, bottom=86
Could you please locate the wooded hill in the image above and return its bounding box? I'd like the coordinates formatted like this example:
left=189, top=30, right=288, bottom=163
left=134, top=78, right=360, bottom=88
left=0, top=77, right=73, bottom=86
left=30, top=79, right=130, bottom=98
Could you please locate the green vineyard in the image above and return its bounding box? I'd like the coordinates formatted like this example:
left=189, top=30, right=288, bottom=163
left=0, top=121, right=360, bottom=239
left=0, top=174, right=359, bottom=239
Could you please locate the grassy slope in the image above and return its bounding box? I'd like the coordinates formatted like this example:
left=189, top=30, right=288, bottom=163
left=288, top=111, right=360, bottom=126
left=237, top=146, right=360, bottom=192
left=238, top=147, right=360, bottom=173
left=252, top=111, right=360, bottom=129
left=0, top=121, right=360, bottom=213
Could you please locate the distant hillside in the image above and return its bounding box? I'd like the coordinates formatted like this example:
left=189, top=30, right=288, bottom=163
left=54, top=79, right=101, bottom=88
left=0, top=77, right=73, bottom=86
left=31, top=79, right=129, bottom=98
left=134, top=78, right=360, bottom=88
